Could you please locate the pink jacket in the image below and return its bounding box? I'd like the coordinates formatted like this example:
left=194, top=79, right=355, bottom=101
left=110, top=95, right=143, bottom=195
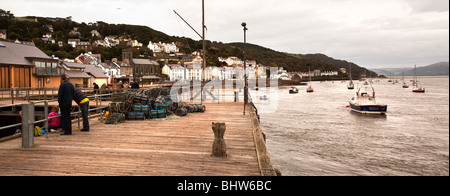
left=48, top=112, right=61, bottom=127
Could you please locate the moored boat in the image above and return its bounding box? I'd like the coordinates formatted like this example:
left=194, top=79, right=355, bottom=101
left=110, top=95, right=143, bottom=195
left=349, top=83, right=387, bottom=114
left=289, top=87, right=299, bottom=94
left=259, top=95, right=269, bottom=100
left=412, top=65, right=425, bottom=93
left=306, top=66, right=314, bottom=93
left=347, top=64, right=355, bottom=90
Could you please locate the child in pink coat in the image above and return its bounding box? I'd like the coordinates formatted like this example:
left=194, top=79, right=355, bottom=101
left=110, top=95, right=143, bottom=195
left=48, top=106, right=61, bottom=132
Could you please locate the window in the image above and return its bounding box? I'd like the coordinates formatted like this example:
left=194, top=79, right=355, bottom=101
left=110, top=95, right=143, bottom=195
left=45, top=62, right=51, bottom=74
left=35, top=61, right=45, bottom=75
left=52, top=63, right=58, bottom=74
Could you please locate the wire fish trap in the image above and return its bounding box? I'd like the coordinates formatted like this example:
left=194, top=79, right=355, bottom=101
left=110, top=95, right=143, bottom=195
left=105, top=113, right=126, bottom=124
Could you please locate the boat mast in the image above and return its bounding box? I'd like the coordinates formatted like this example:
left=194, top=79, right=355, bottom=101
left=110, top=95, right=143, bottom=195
left=201, top=0, right=206, bottom=105
left=309, top=66, right=311, bottom=85
left=173, top=0, right=207, bottom=105
left=349, top=64, right=353, bottom=83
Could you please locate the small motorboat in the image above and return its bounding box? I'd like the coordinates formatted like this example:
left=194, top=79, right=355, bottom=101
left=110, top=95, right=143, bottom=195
left=306, top=86, right=314, bottom=93
left=348, top=81, right=355, bottom=90
left=289, top=87, right=299, bottom=94
left=259, top=95, right=269, bottom=101
left=402, top=83, right=409, bottom=88
left=412, top=86, right=425, bottom=93
left=349, top=83, right=387, bottom=114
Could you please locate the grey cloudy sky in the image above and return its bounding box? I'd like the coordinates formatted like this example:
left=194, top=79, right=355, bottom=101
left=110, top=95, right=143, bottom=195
left=2, top=0, right=449, bottom=68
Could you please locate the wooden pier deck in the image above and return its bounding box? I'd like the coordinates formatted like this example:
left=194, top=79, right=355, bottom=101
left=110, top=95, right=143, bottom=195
left=0, top=102, right=274, bottom=176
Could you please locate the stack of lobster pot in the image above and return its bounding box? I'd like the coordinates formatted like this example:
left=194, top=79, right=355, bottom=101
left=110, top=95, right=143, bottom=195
left=178, top=104, right=206, bottom=116
left=128, top=105, right=149, bottom=120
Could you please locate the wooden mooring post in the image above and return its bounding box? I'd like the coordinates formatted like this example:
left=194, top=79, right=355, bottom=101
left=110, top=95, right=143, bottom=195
left=21, top=103, right=34, bottom=148
left=211, top=122, right=227, bottom=157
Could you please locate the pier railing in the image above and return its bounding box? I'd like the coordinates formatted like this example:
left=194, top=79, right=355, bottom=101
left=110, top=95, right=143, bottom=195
left=0, top=87, right=132, bottom=105
left=0, top=93, right=113, bottom=147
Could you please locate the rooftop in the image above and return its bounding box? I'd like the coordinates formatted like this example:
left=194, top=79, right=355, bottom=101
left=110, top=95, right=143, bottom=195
left=0, top=41, right=52, bottom=66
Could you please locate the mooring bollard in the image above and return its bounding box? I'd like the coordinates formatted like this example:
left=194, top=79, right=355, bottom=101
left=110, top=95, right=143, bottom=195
left=212, top=122, right=227, bottom=157
left=21, top=103, right=34, bottom=148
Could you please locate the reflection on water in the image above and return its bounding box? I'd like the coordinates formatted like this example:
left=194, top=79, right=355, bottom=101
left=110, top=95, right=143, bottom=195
left=253, top=77, right=449, bottom=176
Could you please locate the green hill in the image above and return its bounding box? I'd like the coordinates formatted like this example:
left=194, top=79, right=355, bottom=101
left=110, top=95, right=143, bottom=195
left=372, top=62, right=449, bottom=76
left=1, top=9, right=375, bottom=77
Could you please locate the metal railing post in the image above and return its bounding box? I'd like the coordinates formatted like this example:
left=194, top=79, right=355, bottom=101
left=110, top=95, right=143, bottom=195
left=44, top=101, right=49, bottom=140
left=21, top=103, right=35, bottom=148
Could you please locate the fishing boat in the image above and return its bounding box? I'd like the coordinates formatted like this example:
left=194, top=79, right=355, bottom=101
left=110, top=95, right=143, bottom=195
left=349, top=83, right=388, bottom=114
left=412, top=65, right=425, bottom=93
left=306, top=67, right=314, bottom=93
left=289, top=87, right=299, bottom=94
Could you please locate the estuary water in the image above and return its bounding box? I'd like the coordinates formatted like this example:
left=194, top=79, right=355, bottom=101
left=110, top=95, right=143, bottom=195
left=252, top=77, right=449, bottom=176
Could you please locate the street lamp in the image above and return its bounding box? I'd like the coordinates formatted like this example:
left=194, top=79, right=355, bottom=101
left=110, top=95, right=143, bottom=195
left=242, top=22, right=248, bottom=115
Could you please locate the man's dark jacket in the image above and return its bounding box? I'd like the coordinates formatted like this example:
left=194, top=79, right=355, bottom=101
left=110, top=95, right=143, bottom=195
left=74, top=88, right=88, bottom=104
left=58, top=81, right=75, bottom=107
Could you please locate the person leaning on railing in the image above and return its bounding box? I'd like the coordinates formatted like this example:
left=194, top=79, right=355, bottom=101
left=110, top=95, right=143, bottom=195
left=74, top=88, right=90, bottom=132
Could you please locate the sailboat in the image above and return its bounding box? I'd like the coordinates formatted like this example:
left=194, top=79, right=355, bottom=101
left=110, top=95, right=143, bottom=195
left=347, top=64, right=355, bottom=90
left=402, top=71, right=409, bottom=88
left=412, top=65, right=425, bottom=93
left=306, top=67, right=314, bottom=93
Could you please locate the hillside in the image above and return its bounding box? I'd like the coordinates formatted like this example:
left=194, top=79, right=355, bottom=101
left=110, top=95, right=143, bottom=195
left=1, top=9, right=374, bottom=77
left=372, top=62, right=449, bottom=76
left=290, top=53, right=378, bottom=77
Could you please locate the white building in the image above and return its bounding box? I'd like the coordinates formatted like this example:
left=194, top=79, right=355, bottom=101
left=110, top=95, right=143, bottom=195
left=218, top=56, right=244, bottom=66
left=321, top=71, right=339, bottom=76
left=148, top=41, right=179, bottom=54
left=68, top=39, right=80, bottom=48
left=105, top=36, right=119, bottom=47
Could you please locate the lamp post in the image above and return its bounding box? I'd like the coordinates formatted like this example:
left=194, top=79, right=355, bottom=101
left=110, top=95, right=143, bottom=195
left=242, top=22, right=248, bottom=115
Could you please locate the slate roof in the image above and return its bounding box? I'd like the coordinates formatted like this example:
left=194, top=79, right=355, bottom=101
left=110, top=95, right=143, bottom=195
left=65, top=70, right=91, bottom=79
left=132, top=58, right=158, bottom=65
left=0, top=41, right=52, bottom=66
left=62, top=62, right=109, bottom=79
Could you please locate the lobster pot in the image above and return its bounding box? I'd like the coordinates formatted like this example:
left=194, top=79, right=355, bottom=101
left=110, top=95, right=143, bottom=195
left=133, top=95, right=141, bottom=105
left=128, top=112, right=145, bottom=120
left=155, top=103, right=168, bottom=111
left=141, top=105, right=150, bottom=113
left=184, top=105, right=195, bottom=113
left=111, top=93, right=127, bottom=102
left=133, top=105, right=142, bottom=112
left=140, top=95, right=149, bottom=105
left=175, top=108, right=187, bottom=117
left=150, top=110, right=159, bottom=119
left=157, top=110, right=167, bottom=118
left=141, top=105, right=150, bottom=118
left=194, top=104, right=206, bottom=113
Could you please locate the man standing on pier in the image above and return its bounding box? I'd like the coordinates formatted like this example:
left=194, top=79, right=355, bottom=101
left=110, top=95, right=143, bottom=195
left=58, top=74, right=74, bottom=135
